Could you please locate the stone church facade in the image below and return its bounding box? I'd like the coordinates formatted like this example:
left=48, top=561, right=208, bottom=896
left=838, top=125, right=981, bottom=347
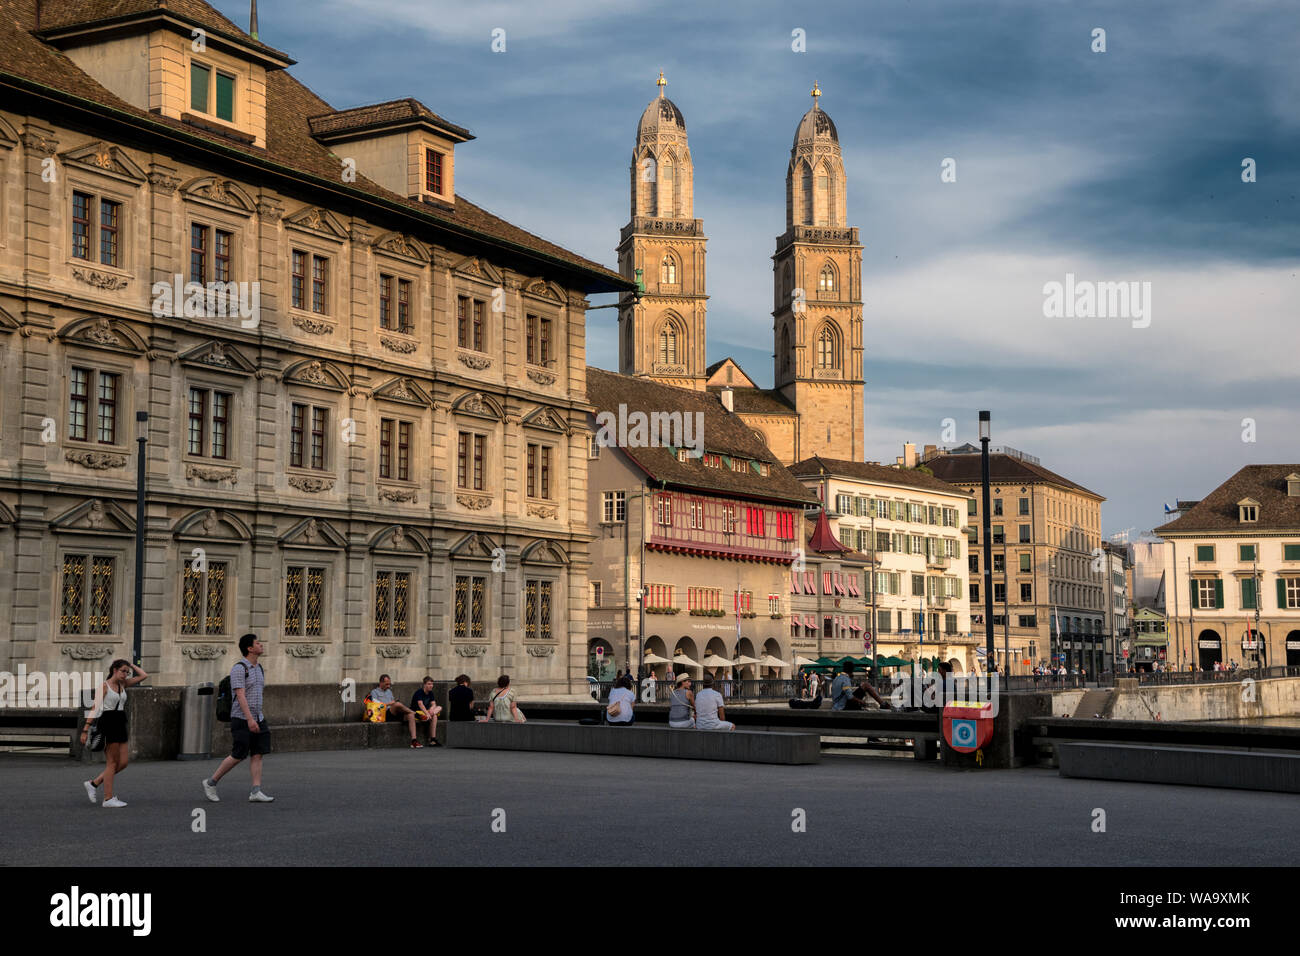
left=0, top=0, right=629, bottom=691
left=617, top=79, right=864, bottom=466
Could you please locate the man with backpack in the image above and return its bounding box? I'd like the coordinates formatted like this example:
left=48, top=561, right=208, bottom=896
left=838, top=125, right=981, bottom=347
left=202, top=633, right=274, bottom=803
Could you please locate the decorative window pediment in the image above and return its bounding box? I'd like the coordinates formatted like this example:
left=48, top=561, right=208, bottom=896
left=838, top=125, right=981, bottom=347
left=450, top=255, right=503, bottom=285
left=284, top=205, right=349, bottom=241
left=372, top=377, right=431, bottom=408
left=181, top=176, right=256, bottom=216
left=0, top=115, right=18, bottom=151
left=448, top=531, right=502, bottom=560
left=279, top=517, right=347, bottom=549
left=520, top=406, right=570, bottom=434
left=59, top=316, right=147, bottom=355
left=1237, top=497, right=1260, bottom=523
left=520, top=277, right=564, bottom=303
left=368, top=524, right=431, bottom=554
left=284, top=358, right=349, bottom=391
left=373, top=232, right=431, bottom=264
left=172, top=508, right=253, bottom=542
left=0, top=501, right=16, bottom=524
left=520, top=539, right=569, bottom=566
left=0, top=305, right=18, bottom=334
left=60, top=142, right=147, bottom=185
left=179, top=341, right=256, bottom=376
left=50, top=499, right=135, bottom=537
left=451, top=390, right=504, bottom=422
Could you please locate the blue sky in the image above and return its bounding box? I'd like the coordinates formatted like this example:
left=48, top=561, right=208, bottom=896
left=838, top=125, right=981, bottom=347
left=226, top=0, right=1298, bottom=536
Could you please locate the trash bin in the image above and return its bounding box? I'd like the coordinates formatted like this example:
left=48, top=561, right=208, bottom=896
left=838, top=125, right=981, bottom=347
left=179, top=682, right=215, bottom=760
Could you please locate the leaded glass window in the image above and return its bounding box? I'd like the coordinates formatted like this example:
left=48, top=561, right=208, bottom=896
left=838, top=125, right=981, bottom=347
left=182, top=558, right=227, bottom=635
left=374, top=570, right=411, bottom=637
left=285, top=565, right=325, bottom=636
left=61, top=554, right=115, bottom=635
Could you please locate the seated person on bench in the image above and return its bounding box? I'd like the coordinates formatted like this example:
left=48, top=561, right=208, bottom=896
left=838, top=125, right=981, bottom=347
left=694, top=674, right=734, bottom=731
left=605, top=675, right=636, bottom=725
left=668, top=674, right=696, bottom=728
left=370, top=674, right=423, bottom=748
left=410, top=675, right=443, bottom=745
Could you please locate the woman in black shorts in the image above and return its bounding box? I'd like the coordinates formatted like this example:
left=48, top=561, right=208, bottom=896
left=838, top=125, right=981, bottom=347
left=81, top=659, right=148, bottom=808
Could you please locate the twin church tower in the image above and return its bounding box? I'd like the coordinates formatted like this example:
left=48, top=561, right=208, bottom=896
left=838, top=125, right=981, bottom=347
left=616, top=75, right=864, bottom=465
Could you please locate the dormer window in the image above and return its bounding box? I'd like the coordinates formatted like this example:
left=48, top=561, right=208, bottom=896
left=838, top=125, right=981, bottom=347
left=191, top=62, right=236, bottom=122
left=1238, top=498, right=1260, bottom=523
left=426, top=149, right=444, bottom=195
left=1287, top=473, right=1300, bottom=497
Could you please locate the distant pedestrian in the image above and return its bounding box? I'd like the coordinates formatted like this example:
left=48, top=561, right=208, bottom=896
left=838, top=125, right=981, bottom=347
left=81, top=659, right=148, bottom=808
left=694, top=674, right=734, bottom=731
left=203, top=634, right=273, bottom=803
left=641, top=671, right=657, bottom=703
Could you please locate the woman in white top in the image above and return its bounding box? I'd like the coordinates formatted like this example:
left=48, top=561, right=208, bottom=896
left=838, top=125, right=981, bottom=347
left=80, top=659, right=148, bottom=808
left=693, top=674, right=735, bottom=731
left=488, top=674, right=525, bottom=722
left=605, top=675, right=636, bottom=725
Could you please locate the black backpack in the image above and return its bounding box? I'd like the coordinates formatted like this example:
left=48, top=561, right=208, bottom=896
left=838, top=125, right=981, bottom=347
left=216, top=661, right=259, bottom=722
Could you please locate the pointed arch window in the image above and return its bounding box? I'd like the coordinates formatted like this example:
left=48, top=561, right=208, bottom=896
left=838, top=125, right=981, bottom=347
left=780, top=324, right=791, bottom=375
left=818, top=264, right=835, bottom=293
left=816, top=323, right=840, bottom=370
left=658, top=323, right=679, bottom=366
left=801, top=165, right=814, bottom=225
left=660, top=254, right=677, bottom=285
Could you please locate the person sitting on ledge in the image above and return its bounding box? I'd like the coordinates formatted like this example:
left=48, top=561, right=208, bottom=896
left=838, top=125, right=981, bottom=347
left=668, top=674, right=696, bottom=728
left=447, top=674, right=476, bottom=721
left=605, top=674, right=636, bottom=725
left=410, top=675, right=443, bottom=746
left=488, top=675, right=525, bottom=723
left=370, top=674, right=423, bottom=748
left=694, top=674, right=734, bottom=731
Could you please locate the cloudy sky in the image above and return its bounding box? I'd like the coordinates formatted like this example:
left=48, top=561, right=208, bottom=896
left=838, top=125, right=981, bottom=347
left=228, top=0, right=1298, bottom=536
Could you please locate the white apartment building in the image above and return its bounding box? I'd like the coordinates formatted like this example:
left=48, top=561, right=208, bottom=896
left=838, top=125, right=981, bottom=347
left=790, top=456, right=978, bottom=672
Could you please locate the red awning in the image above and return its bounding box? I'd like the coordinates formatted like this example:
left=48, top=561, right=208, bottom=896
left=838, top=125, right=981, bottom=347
left=807, top=508, right=851, bottom=555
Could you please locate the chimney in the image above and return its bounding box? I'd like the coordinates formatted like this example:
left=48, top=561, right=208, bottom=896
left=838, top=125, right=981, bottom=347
left=250, top=0, right=259, bottom=40
left=720, top=387, right=734, bottom=412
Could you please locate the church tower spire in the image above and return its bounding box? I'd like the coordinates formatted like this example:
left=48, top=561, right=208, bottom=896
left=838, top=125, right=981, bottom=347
left=617, top=74, right=709, bottom=390
left=772, top=85, right=864, bottom=460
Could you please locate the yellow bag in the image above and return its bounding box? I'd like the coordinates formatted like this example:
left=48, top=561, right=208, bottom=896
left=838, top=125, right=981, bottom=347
left=363, top=697, right=387, bottom=723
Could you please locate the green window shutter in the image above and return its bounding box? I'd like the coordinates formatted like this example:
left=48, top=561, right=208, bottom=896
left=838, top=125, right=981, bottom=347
left=1191, top=585, right=1199, bottom=610
left=191, top=63, right=210, bottom=112
left=1242, top=578, right=1256, bottom=610
left=1286, top=544, right=1300, bottom=561
left=1196, top=545, right=1214, bottom=562
left=1213, top=579, right=1223, bottom=609
left=1280, top=579, right=1289, bottom=609
left=215, top=72, right=234, bottom=121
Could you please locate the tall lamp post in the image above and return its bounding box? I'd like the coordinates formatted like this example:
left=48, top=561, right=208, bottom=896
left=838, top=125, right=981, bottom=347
left=979, top=411, right=995, bottom=695
left=132, top=411, right=148, bottom=667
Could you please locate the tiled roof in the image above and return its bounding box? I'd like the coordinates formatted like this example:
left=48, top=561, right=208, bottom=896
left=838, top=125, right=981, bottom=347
left=924, top=453, right=1104, bottom=500
left=801, top=515, right=871, bottom=564
left=789, top=456, right=971, bottom=498
left=35, top=0, right=290, bottom=60
left=1155, top=465, right=1300, bottom=534
left=705, top=386, right=795, bottom=415
left=586, top=367, right=817, bottom=505
left=308, top=98, right=472, bottom=142
left=1, top=0, right=627, bottom=289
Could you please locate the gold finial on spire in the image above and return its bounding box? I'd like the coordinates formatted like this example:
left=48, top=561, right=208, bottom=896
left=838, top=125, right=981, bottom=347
left=811, top=81, right=821, bottom=108
left=657, top=71, right=666, bottom=97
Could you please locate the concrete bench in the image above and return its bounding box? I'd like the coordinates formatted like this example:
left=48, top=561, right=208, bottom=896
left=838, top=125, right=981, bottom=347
left=1057, top=742, right=1300, bottom=793
left=446, top=719, right=819, bottom=765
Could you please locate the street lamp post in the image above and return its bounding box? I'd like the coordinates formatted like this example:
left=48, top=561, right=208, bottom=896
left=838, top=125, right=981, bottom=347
left=979, top=411, right=995, bottom=696
left=870, top=512, right=877, bottom=688
left=132, top=411, right=148, bottom=667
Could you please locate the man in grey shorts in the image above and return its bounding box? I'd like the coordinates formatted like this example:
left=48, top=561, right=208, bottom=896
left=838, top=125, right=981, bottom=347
left=202, top=633, right=274, bottom=803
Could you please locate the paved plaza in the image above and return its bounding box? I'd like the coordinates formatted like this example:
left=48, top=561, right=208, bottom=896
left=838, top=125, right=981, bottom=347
left=3, top=750, right=1296, bottom=866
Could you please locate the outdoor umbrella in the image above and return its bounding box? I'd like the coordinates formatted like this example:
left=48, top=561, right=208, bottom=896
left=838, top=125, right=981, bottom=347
left=758, top=654, right=789, bottom=669
left=673, top=653, right=700, bottom=668
left=732, top=655, right=762, bottom=666
left=794, top=656, right=820, bottom=667
left=642, top=653, right=672, bottom=665
left=702, top=654, right=733, bottom=669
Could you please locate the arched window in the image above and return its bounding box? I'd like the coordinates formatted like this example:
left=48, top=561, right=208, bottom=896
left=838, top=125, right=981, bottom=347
left=818, top=264, right=835, bottom=293
left=658, top=323, right=678, bottom=365
left=780, top=324, right=791, bottom=375
left=781, top=263, right=793, bottom=303
left=815, top=322, right=839, bottom=369
left=660, top=254, right=677, bottom=285
left=801, top=165, right=814, bottom=225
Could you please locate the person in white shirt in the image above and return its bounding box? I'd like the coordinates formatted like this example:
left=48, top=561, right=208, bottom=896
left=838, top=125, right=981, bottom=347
left=693, top=674, right=734, bottom=731
left=641, top=671, right=657, bottom=703
left=606, top=675, right=636, bottom=725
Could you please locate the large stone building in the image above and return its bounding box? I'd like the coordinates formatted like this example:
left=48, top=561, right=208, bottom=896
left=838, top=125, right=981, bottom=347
left=789, top=455, right=980, bottom=673
left=584, top=367, right=817, bottom=680
left=1155, top=465, right=1300, bottom=670
left=924, top=445, right=1107, bottom=674
left=0, top=0, right=631, bottom=690
left=617, top=79, right=863, bottom=466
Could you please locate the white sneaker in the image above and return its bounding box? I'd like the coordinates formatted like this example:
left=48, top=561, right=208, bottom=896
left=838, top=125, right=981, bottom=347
left=102, top=797, right=127, bottom=808
left=83, top=780, right=98, bottom=804
left=248, top=789, right=274, bottom=803
left=201, top=778, right=219, bottom=802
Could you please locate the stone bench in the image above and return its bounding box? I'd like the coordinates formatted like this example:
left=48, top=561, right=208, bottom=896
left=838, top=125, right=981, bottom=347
left=445, top=719, right=819, bottom=765
left=1057, top=742, right=1300, bottom=793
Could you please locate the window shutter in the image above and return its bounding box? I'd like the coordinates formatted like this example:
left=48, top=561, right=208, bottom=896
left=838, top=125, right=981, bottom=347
left=1191, top=585, right=1199, bottom=610
left=1214, top=579, right=1223, bottom=609
left=1279, top=578, right=1288, bottom=609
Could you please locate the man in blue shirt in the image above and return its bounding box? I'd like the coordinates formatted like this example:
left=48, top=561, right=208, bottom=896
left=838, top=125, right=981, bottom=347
left=830, top=661, right=856, bottom=711
left=370, top=674, right=422, bottom=748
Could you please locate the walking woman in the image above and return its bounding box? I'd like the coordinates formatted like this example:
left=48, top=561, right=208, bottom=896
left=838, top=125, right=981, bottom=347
left=81, top=659, right=148, bottom=808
